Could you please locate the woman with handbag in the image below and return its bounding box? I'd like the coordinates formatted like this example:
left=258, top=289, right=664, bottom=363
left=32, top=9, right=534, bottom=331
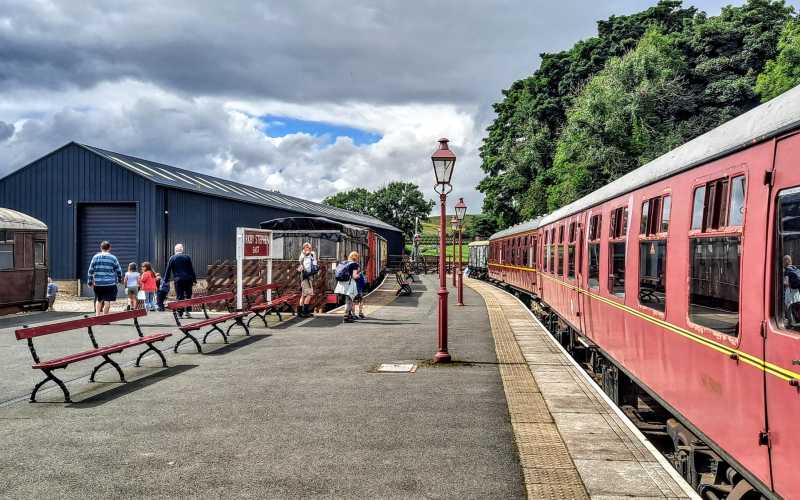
left=297, top=242, right=319, bottom=317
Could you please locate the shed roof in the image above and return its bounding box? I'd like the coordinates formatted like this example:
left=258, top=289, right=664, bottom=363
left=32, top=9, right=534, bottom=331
left=0, top=208, right=47, bottom=230
left=52, top=143, right=400, bottom=232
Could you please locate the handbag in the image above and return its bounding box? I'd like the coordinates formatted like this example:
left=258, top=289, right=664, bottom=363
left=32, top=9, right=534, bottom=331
left=137, top=290, right=146, bottom=300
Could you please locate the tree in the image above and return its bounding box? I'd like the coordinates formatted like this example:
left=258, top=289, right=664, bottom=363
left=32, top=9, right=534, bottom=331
left=371, top=182, right=434, bottom=238
left=756, top=19, right=800, bottom=101
left=322, top=188, right=372, bottom=214
left=471, top=214, right=499, bottom=240
left=323, top=182, right=434, bottom=238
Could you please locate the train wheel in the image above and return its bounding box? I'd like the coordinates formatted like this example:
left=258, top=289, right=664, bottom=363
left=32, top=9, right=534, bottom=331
left=727, top=479, right=763, bottom=500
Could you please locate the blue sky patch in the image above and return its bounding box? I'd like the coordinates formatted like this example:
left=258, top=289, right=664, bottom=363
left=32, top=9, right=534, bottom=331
left=261, top=115, right=382, bottom=146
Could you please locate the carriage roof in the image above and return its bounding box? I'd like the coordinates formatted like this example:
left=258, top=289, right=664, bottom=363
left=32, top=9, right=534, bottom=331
left=0, top=208, right=47, bottom=231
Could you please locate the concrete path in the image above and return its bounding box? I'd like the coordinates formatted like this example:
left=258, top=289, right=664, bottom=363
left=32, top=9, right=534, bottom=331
left=0, top=275, right=525, bottom=499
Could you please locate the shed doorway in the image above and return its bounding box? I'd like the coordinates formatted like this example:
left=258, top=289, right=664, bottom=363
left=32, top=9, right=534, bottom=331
left=78, top=204, right=138, bottom=297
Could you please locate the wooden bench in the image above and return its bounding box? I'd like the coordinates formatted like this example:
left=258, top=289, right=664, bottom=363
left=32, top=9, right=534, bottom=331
left=395, top=272, right=413, bottom=296
left=167, top=292, right=249, bottom=353
left=241, top=284, right=300, bottom=328
left=14, top=309, right=172, bottom=403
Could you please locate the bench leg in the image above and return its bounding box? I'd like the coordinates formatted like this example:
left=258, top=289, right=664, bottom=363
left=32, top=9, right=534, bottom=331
left=136, top=342, right=168, bottom=368
left=202, top=324, right=228, bottom=344
left=274, top=309, right=283, bottom=322
left=226, top=317, right=250, bottom=337
left=247, top=310, right=268, bottom=328
left=90, top=354, right=125, bottom=383
left=30, top=369, right=71, bottom=403
left=174, top=332, right=202, bottom=353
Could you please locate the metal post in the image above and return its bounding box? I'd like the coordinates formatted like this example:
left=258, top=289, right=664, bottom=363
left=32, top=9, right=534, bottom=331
left=451, top=225, right=456, bottom=287
left=457, top=224, right=464, bottom=306
left=434, top=192, right=451, bottom=363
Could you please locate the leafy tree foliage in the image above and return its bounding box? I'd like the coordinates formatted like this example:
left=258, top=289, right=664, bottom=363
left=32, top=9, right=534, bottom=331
left=323, top=182, right=434, bottom=238
left=756, top=19, right=800, bottom=101
left=478, top=0, right=794, bottom=223
left=470, top=214, right=499, bottom=239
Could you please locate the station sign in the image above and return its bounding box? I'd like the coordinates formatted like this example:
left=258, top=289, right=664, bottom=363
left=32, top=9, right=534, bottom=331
left=242, top=229, right=271, bottom=258
left=235, top=227, right=273, bottom=309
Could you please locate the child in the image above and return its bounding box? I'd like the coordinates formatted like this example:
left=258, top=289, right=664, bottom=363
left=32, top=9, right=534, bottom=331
left=354, top=271, right=367, bottom=319
left=155, top=273, right=169, bottom=312
left=124, top=262, right=141, bottom=310
left=46, top=277, right=58, bottom=310
left=140, top=262, right=158, bottom=311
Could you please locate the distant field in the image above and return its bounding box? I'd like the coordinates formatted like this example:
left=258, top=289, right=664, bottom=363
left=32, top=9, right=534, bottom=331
left=421, top=214, right=479, bottom=238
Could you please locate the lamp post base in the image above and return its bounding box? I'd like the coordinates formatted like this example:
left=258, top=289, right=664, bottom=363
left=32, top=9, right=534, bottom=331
left=433, top=351, right=451, bottom=363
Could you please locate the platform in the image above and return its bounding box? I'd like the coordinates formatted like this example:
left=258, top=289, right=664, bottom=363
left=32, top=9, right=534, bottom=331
left=0, top=274, right=696, bottom=499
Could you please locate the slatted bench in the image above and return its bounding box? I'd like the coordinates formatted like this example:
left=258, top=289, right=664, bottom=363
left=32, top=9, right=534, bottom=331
left=168, top=292, right=249, bottom=353
left=14, top=309, right=172, bottom=403
left=242, top=284, right=300, bottom=328
left=395, top=272, right=413, bottom=296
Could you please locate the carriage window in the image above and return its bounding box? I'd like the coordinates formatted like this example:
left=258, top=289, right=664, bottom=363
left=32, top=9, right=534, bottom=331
left=689, top=236, right=740, bottom=336
left=0, top=243, right=12, bottom=270
left=557, top=245, right=564, bottom=276
left=639, top=241, right=667, bottom=312
left=588, top=215, right=601, bottom=240
left=777, top=188, right=800, bottom=332
left=567, top=222, right=576, bottom=279
left=691, top=186, right=706, bottom=230
left=661, top=195, right=671, bottom=232
left=729, top=176, right=746, bottom=227
left=588, top=243, right=600, bottom=289
left=34, top=241, right=45, bottom=267
left=609, top=242, right=626, bottom=297
left=640, top=200, right=650, bottom=234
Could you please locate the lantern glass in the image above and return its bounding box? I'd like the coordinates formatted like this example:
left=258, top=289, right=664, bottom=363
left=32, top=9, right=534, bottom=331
left=431, top=138, right=456, bottom=185
left=451, top=217, right=459, bottom=231
left=454, top=197, right=467, bottom=221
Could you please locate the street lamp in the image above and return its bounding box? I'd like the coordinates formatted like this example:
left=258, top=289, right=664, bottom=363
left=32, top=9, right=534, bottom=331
left=450, top=216, right=459, bottom=287
left=454, top=198, right=467, bottom=306
left=431, top=138, right=456, bottom=363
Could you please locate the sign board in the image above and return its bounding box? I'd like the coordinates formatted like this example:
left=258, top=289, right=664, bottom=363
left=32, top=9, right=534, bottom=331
left=235, top=228, right=273, bottom=309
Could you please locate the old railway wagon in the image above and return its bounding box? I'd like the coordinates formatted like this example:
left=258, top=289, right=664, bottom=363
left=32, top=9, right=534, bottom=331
left=486, top=85, right=800, bottom=499
left=466, top=240, right=489, bottom=279
left=0, top=208, right=48, bottom=314
left=260, top=217, right=387, bottom=303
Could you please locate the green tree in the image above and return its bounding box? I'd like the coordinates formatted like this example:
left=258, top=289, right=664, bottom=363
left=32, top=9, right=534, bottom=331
left=322, top=188, right=372, bottom=214
left=756, top=19, right=800, bottom=101
left=471, top=214, right=499, bottom=239
left=548, top=29, right=691, bottom=208
left=371, top=182, right=435, bottom=238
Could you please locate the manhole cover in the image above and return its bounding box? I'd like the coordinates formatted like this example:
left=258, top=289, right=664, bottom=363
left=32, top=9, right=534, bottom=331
left=376, top=363, right=417, bottom=373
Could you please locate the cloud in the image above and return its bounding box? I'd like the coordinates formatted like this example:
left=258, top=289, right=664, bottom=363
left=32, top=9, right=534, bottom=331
left=1, top=0, right=789, bottom=214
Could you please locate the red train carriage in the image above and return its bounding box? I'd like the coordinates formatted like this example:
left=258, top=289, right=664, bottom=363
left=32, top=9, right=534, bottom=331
left=0, top=208, right=48, bottom=315
left=487, top=85, right=800, bottom=499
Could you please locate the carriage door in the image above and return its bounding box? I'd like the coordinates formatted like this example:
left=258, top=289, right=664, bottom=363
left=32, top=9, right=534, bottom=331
left=764, top=135, right=800, bottom=500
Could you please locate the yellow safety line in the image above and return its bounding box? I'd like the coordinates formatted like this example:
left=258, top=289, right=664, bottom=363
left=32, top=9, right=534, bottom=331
left=494, top=267, right=798, bottom=382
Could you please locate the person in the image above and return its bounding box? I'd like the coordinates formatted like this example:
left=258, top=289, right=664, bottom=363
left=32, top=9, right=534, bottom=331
left=140, top=262, right=158, bottom=311
left=297, top=242, right=318, bottom=318
left=164, top=243, right=196, bottom=318
left=783, top=254, right=800, bottom=325
left=156, top=274, right=169, bottom=312
left=46, top=277, right=58, bottom=310
left=87, top=240, right=122, bottom=316
left=124, top=262, right=141, bottom=310
left=354, top=269, right=367, bottom=319
left=334, top=251, right=360, bottom=323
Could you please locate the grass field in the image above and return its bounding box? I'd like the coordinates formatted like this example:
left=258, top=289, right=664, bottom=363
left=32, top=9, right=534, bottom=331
left=420, top=214, right=479, bottom=238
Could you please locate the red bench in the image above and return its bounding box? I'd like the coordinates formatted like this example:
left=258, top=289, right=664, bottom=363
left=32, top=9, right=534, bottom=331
left=167, top=292, right=249, bottom=353
left=14, top=309, right=172, bottom=403
left=242, top=284, right=300, bottom=328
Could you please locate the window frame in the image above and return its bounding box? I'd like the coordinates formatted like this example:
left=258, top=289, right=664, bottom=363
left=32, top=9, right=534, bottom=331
left=690, top=174, right=747, bottom=235
left=774, top=186, right=800, bottom=335
left=587, top=213, right=602, bottom=290
left=607, top=206, right=628, bottom=298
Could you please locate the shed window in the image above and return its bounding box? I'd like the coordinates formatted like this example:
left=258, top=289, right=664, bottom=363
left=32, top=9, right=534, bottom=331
left=689, top=236, right=740, bottom=336
left=0, top=243, right=12, bottom=270
left=318, top=239, right=336, bottom=259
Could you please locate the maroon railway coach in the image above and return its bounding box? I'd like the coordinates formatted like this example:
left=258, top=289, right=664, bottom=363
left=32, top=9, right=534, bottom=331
left=488, top=86, right=800, bottom=499
left=0, top=208, right=48, bottom=315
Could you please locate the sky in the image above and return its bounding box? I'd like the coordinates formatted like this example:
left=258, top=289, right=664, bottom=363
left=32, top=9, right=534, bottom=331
left=0, top=0, right=796, bottom=214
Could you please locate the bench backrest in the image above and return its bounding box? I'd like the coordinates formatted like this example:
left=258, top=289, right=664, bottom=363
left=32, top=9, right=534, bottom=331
left=15, top=308, right=147, bottom=340
left=242, top=283, right=279, bottom=297
left=166, top=291, right=234, bottom=310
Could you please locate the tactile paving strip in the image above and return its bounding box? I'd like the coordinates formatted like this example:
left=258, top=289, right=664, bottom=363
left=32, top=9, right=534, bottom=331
left=471, top=280, right=590, bottom=500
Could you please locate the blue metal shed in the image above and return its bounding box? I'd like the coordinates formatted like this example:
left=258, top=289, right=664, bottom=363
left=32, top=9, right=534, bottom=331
left=0, top=142, right=404, bottom=293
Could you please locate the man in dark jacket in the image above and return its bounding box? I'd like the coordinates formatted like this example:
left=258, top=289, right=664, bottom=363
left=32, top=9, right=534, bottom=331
left=164, top=243, right=197, bottom=318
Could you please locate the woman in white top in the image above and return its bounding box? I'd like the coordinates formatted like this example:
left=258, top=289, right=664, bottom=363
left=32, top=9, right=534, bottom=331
left=297, top=242, right=318, bottom=317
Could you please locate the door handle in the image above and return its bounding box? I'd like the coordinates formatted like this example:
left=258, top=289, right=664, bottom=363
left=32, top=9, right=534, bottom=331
left=792, top=360, right=800, bottom=366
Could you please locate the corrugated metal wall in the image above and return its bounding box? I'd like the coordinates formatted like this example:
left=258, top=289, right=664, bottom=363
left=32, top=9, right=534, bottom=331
left=0, top=144, right=158, bottom=280
left=0, top=143, right=405, bottom=280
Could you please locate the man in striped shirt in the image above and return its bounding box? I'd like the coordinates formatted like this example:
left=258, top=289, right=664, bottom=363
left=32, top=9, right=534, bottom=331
left=87, top=240, right=123, bottom=316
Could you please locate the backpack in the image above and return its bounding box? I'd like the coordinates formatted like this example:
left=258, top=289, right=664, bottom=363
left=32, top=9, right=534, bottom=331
left=787, top=265, right=800, bottom=290
left=335, top=261, right=354, bottom=281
